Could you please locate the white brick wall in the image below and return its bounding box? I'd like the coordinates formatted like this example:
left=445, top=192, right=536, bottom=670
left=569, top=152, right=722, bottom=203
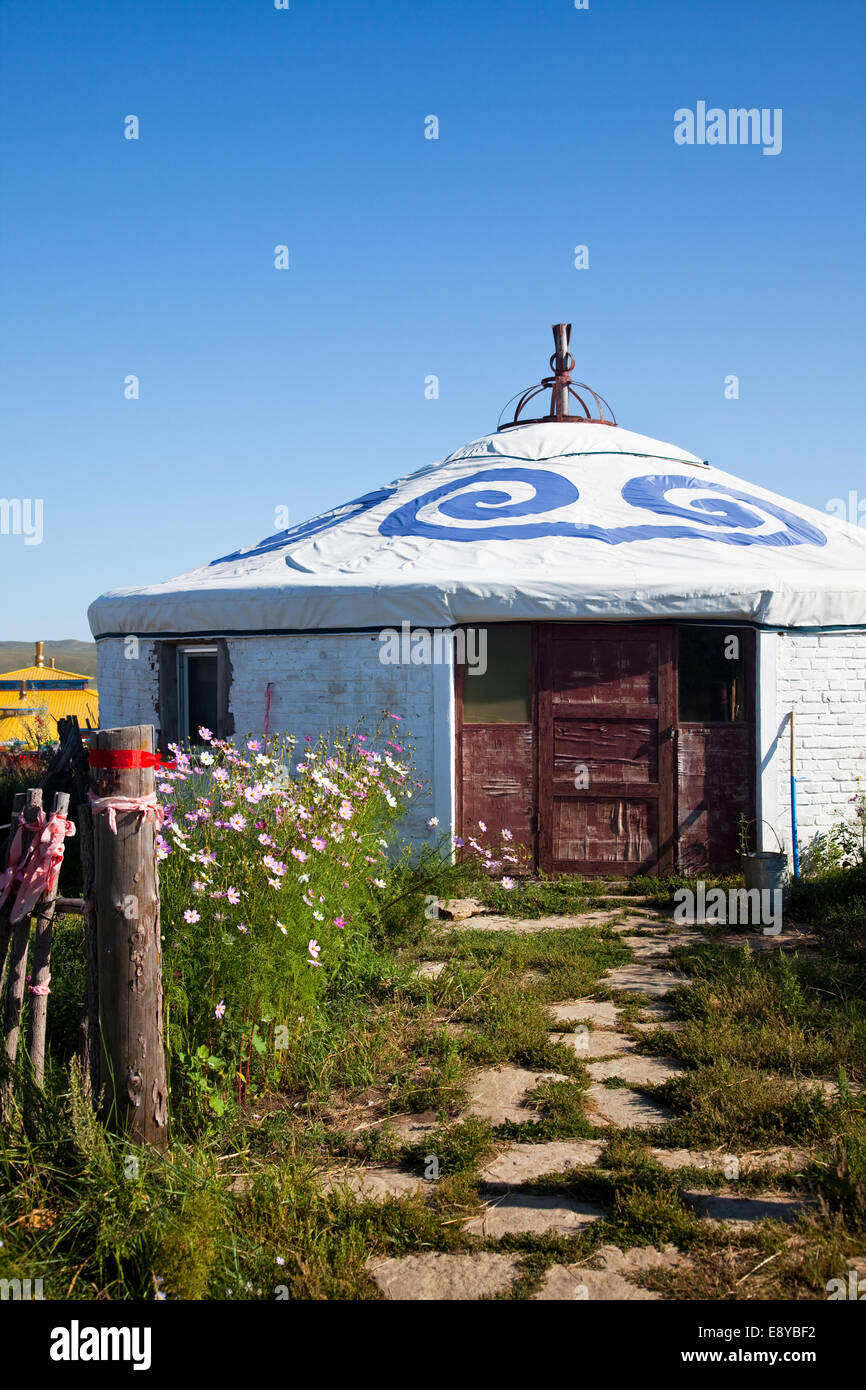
left=772, top=631, right=866, bottom=857
left=96, top=638, right=160, bottom=731
left=97, top=634, right=450, bottom=845
left=97, top=626, right=866, bottom=865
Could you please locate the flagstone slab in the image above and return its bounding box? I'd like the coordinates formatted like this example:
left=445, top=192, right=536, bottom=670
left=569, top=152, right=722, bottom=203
left=548, top=1000, right=620, bottom=1027
left=587, top=1055, right=684, bottom=1085
left=449, top=911, right=620, bottom=935
left=682, top=1189, right=812, bottom=1227
left=534, top=1265, right=659, bottom=1301
left=604, top=963, right=689, bottom=997
left=534, top=1243, right=687, bottom=1300
left=551, top=1028, right=638, bottom=1059
left=588, top=1083, right=675, bottom=1128
left=438, top=898, right=487, bottom=922
left=385, top=1110, right=441, bottom=1140
left=415, top=961, right=446, bottom=980
left=594, top=1243, right=687, bottom=1275
left=635, top=1001, right=680, bottom=1022
left=367, top=1251, right=520, bottom=1301
left=465, top=1193, right=605, bottom=1239
left=464, top=1065, right=570, bottom=1126
left=621, top=936, right=680, bottom=957
left=318, top=1166, right=428, bottom=1202
left=479, top=1139, right=606, bottom=1186
left=650, top=1147, right=810, bottom=1174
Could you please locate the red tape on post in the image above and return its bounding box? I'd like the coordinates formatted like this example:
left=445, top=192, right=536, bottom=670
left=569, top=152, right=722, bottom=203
left=87, top=749, right=177, bottom=771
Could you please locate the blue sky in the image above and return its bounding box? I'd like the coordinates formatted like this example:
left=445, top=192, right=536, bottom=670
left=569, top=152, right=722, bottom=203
left=1, top=0, right=864, bottom=639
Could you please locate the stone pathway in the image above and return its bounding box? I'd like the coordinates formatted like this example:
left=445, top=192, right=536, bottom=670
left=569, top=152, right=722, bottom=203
left=319, top=902, right=821, bottom=1300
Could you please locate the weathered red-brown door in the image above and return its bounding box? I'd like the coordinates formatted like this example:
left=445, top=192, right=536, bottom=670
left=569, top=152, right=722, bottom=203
left=538, top=624, right=676, bottom=876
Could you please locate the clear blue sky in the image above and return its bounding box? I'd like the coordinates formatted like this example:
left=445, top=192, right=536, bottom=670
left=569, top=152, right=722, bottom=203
left=1, top=0, right=864, bottom=639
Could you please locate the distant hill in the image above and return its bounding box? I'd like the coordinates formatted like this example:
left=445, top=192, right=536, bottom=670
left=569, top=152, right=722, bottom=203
left=0, top=640, right=97, bottom=681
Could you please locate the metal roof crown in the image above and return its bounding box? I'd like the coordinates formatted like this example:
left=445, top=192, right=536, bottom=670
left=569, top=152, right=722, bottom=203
left=498, top=323, right=616, bottom=431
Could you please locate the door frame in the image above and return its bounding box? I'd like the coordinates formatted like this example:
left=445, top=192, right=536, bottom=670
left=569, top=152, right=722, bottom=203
left=536, top=622, right=677, bottom=877
left=673, top=623, right=758, bottom=871
left=454, top=625, right=540, bottom=868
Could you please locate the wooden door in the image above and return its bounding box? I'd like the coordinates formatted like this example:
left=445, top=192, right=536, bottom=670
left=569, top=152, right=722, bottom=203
left=538, top=624, right=676, bottom=876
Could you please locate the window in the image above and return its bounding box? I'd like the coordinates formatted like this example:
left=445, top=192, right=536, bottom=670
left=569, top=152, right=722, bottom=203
left=177, top=646, right=219, bottom=744
left=678, top=627, right=748, bottom=722
left=461, top=625, right=532, bottom=723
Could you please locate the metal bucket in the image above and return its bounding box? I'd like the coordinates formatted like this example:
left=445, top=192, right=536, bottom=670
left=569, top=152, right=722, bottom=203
left=743, top=851, right=789, bottom=906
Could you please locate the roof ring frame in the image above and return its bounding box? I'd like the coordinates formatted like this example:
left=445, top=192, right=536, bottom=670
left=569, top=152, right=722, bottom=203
left=497, top=323, right=617, bottom=431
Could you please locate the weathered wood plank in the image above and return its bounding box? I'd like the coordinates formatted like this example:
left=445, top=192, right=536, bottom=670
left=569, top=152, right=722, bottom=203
left=27, top=791, right=70, bottom=1087
left=91, top=726, right=168, bottom=1147
left=3, top=788, right=43, bottom=1072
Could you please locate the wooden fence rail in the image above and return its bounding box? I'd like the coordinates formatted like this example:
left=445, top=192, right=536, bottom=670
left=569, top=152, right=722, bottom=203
left=0, top=719, right=169, bottom=1146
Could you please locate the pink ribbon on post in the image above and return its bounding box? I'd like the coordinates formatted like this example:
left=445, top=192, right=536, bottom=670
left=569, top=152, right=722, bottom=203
left=0, top=810, right=45, bottom=915
left=88, top=790, right=165, bottom=835
left=8, top=813, right=76, bottom=924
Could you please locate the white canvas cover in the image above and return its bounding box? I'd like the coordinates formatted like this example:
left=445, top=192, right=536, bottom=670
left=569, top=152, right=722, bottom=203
left=89, top=421, right=866, bottom=636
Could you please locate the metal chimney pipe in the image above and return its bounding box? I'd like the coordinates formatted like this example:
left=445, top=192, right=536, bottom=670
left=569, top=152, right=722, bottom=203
left=552, top=324, right=572, bottom=419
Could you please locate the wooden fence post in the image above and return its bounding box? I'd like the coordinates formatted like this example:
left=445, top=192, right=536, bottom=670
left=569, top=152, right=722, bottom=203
left=77, top=801, right=100, bottom=1103
left=4, top=788, right=43, bottom=1068
left=0, top=792, right=25, bottom=1003
left=27, top=791, right=70, bottom=1087
left=90, top=726, right=168, bottom=1148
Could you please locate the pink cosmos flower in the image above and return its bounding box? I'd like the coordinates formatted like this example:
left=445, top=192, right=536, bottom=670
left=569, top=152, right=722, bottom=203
left=478, top=820, right=487, bottom=832
left=199, top=727, right=213, bottom=742
left=334, top=915, right=346, bottom=929
left=228, top=813, right=247, bottom=832
left=501, top=877, right=516, bottom=890
left=183, top=909, right=200, bottom=923
left=226, top=886, right=241, bottom=905
left=214, top=1000, right=226, bottom=1020
left=312, top=837, right=326, bottom=851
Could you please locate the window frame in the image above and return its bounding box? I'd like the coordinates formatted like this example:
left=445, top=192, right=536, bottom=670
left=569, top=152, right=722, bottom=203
left=176, top=645, right=219, bottom=744
left=156, top=638, right=234, bottom=751
left=675, top=623, right=753, bottom=726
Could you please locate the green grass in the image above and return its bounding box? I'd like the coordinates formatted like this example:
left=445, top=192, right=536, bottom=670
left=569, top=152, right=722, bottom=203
left=455, top=874, right=603, bottom=918
left=4, top=837, right=866, bottom=1301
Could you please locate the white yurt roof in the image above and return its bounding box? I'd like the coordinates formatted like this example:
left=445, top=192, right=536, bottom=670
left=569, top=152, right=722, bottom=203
left=88, top=416, right=866, bottom=637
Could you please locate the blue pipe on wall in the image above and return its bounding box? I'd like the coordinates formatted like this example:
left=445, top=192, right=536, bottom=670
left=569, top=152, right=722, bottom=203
left=790, top=711, right=800, bottom=878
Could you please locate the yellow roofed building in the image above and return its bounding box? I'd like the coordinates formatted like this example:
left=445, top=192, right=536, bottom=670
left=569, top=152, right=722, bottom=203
left=0, top=642, right=98, bottom=746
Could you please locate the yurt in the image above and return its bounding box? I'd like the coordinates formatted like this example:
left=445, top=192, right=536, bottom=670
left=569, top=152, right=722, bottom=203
left=88, top=327, right=866, bottom=876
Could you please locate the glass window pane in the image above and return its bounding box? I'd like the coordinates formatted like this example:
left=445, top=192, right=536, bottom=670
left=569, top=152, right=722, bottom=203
left=186, top=653, right=219, bottom=743
left=462, top=625, right=532, bottom=723
left=678, top=627, right=747, bottom=722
